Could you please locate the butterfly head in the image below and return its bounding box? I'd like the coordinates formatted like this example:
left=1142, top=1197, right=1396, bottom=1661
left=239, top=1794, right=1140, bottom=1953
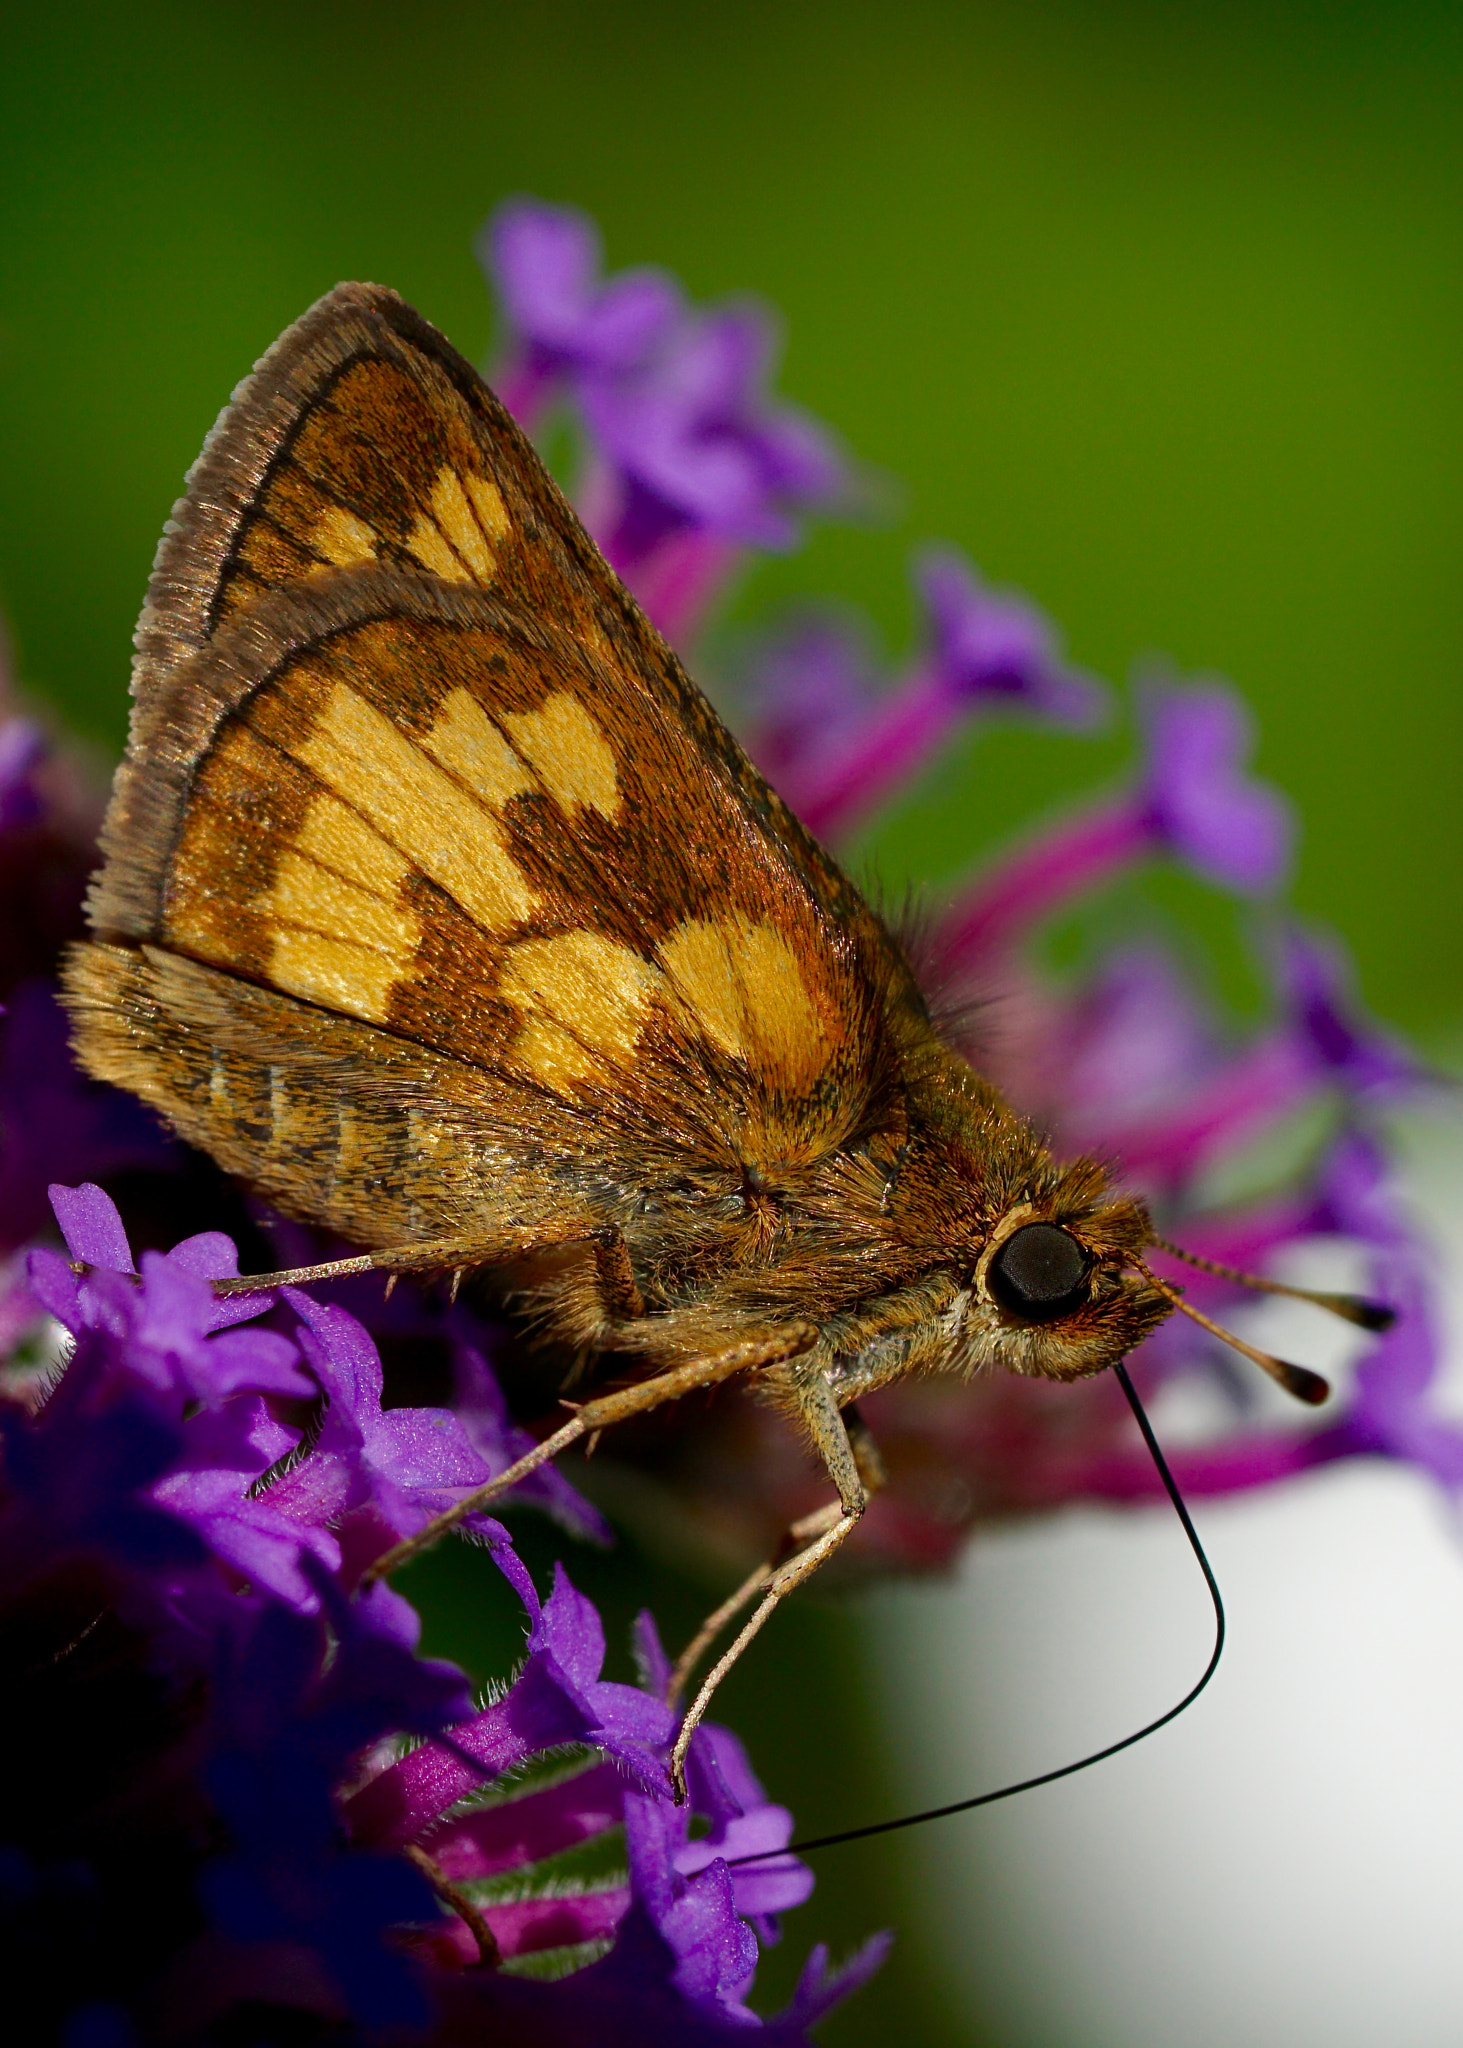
left=966, top=1170, right=1174, bottom=1387
left=963, top=1160, right=1344, bottom=1406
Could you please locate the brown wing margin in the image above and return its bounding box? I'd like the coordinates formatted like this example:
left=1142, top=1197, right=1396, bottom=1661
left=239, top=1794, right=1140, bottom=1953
left=128, top=284, right=874, bottom=936
left=134, top=283, right=544, bottom=696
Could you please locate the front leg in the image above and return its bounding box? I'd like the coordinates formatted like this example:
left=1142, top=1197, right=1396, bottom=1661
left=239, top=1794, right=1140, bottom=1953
left=667, top=1366, right=869, bottom=1799
left=360, top=1321, right=819, bottom=1587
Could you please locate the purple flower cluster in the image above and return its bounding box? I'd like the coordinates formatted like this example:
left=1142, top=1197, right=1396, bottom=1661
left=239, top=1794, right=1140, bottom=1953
left=0, top=198, right=1451, bottom=2041
left=1, top=1186, right=880, bottom=2042
left=482, top=198, right=852, bottom=647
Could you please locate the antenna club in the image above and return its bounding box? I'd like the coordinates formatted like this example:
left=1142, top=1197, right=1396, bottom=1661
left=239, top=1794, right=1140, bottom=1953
left=1274, top=1360, right=1332, bottom=1406
left=1134, top=1256, right=1333, bottom=1407
left=1151, top=1237, right=1398, bottom=1340
left=1341, top=1298, right=1396, bottom=1333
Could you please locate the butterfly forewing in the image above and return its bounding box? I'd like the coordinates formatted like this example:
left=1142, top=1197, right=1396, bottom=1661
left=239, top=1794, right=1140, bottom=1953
left=69, top=285, right=918, bottom=1251
left=132, top=283, right=846, bottom=908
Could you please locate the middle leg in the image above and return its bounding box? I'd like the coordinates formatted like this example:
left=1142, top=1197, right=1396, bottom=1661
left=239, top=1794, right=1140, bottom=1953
left=667, top=1379, right=879, bottom=1798
left=360, top=1321, right=818, bottom=1588
left=666, top=1403, right=886, bottom=1702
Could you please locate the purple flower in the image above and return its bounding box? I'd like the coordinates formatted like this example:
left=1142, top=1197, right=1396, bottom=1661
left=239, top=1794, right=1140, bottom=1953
left=576, top=300, right=851, bottom=645
left=918, top=545, right=1106, bottom=728
left=452, top=1333, right=611, bottom=1544
left=1280, top=927, right=1428, bottom=1095
left=1049, top=945, right=1216, bottom=1126
left=0, top=656, right=106, bottom=995
left=199, top=1585, right=465, bottom=2030
left=32, top=1185, right=307, bottom=1408
left=579, top=301, right=848, bottom=557
left=934, top=675, right=1292, bottom=971
left=264, top=1290, right=535, bottom=1570
left=481, top=199, right=853, bottom=645
left=735, top=609, right=879, bottom=792
left=151, top=1395, right=339, bottom=1610
left=0, top=984, right=173, bottom=1254
left=481, top=197, right=683, bottom=428
left=4, top=195, right=1449, bottom=2046
left=0, top=715, right=45, bottom=832
left=741, top=548, right=1106, bottom=840
left=344, top=1577, right=826, bottom=2018
left=345, top=1565, right=677, bottom=1849
left=2, top=1189, right=861, bottom=2042
left=1136, top=676, right=1294, bottom=893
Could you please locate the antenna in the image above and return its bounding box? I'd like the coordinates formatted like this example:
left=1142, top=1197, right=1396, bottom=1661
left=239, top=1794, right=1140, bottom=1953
left=1133, top=1257, right=1331, bottom=1405
left=1152, top=1236, right=1395, bottom=1333
left=728, top=1359, right=1224, bottom=1867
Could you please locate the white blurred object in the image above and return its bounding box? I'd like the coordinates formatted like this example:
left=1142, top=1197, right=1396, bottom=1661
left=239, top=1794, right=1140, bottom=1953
left=864, top=1112, right=1463, bottom=2048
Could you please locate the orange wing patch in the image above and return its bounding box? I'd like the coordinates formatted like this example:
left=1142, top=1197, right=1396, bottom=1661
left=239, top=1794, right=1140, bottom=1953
left=502, top=694, right=620, bottom=821
left=500, top=931, right=665, bottom=1087
left=659, top=917, right=827, bottom=1096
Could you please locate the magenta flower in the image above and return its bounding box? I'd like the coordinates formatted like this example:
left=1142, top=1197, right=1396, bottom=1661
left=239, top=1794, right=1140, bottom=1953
left=935, top=674, right=1294, bottom=973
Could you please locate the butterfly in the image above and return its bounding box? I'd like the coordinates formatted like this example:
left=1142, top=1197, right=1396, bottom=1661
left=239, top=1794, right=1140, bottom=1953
left=62, top=281, right=1284, bottom=1792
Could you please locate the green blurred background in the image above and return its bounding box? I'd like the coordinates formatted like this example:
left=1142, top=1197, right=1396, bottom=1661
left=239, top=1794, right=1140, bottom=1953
left=3, top=3, right=1460, bottom=2040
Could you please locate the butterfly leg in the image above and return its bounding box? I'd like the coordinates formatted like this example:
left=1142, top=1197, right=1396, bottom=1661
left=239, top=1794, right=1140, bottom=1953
left=667, top=1374, right=872, bottom=1800
left=360, top=1321, right=818, bottom=1588
left=665, top=1403, right=885, bottom=1702
left=208, top=1224, right=647, bottom=1313
left=208, top=1236, right=502, bottom=1295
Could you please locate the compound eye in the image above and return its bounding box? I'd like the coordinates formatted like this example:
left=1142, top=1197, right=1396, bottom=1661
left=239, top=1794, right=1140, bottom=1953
left=988, top=1222, right=1091, bottom=1323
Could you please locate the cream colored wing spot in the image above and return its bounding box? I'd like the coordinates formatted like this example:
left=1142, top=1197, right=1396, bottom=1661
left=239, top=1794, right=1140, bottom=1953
left=313, top=504, right=379, bottom=567
left=291, top=680, right=538, bottom=933
left=328, top=1102, right=379, bottom=1205
left=502, top=692, right=620, bottom=821
left=295, top=791, right=411, bottom=898
left=422, top=687, right=534, bottom=808
left=403, top=465, right=506, bottom=584
left=404, top=503, right=468, bottom=582
left=465, top=471, right=511, bottom=543
left=429, top=468, right=496, bottom=581
left=500, top=929, right=663, bottom=1086
left=207, top=1051, right=234, bottom=1121
left=267, top=929, right=402, bottom=1026
left=659, top=916, right=824, bottom=1090
left=510, top=1016, right=604, bottom=1093
left=268, top=851, right=420, bottom=963
left=658, top=920, right=746, bottom=1057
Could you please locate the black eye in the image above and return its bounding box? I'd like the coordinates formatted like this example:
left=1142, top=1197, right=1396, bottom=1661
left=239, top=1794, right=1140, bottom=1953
left=988, top=1223, right=1091, bottom=1323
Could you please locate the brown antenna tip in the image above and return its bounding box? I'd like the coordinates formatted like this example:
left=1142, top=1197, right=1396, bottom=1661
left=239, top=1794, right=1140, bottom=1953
left=1268, top=1359, right=1332, bottom=1406
left=1135, top=1258, right=1332, bottom=1408
left=1152, top=1238, right=1395, bottom=1336
left=1316, top=1294, right=1396, bottom=1333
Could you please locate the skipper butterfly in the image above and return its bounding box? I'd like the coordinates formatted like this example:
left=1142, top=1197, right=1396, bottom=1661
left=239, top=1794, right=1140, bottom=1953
left=61, top=284, right=1235, bottom=1787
